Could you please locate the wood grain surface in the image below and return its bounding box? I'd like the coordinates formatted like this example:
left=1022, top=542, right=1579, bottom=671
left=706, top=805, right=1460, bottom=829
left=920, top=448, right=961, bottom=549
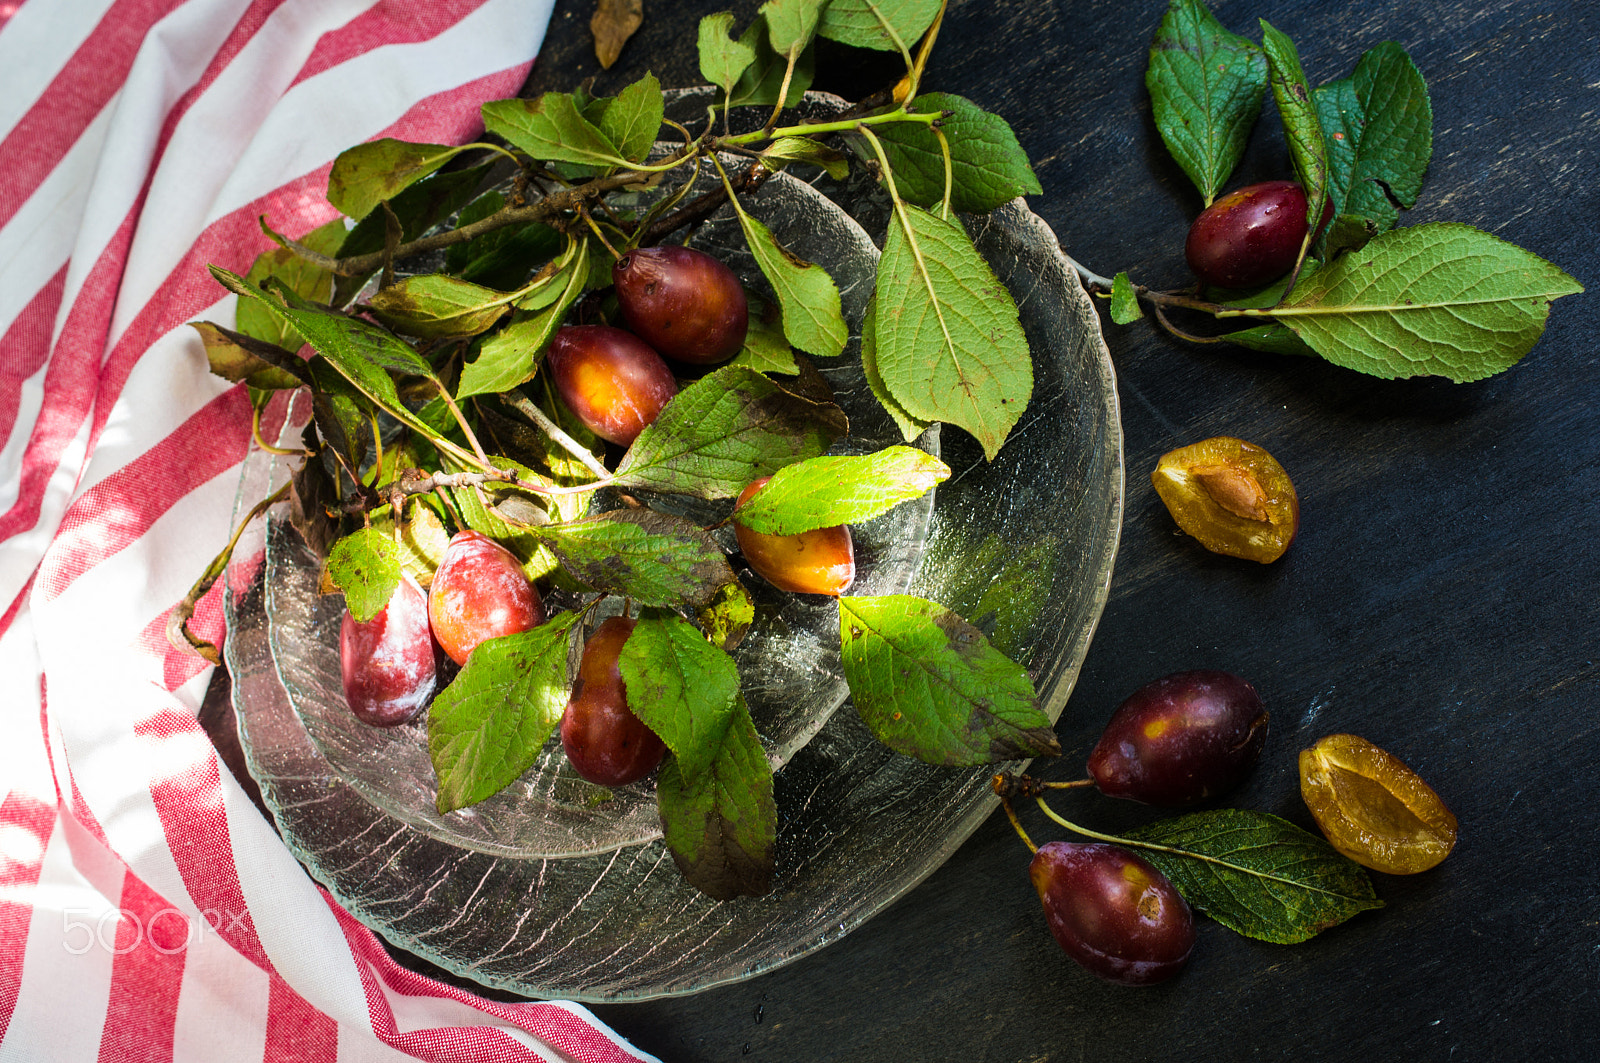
left=206, top=1, right=1600, bottom=1060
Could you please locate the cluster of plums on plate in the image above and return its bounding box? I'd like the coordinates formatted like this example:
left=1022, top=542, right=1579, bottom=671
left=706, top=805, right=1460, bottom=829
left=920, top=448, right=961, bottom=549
left=338, top=244, right=854, bottom=786
left=338, top=522, right=667, bottom=786
left=550, top=244, right=855, bottom=598
left=546, top=245, right=749, bottom=448
left=1027, top=670, right=1268, bottom=986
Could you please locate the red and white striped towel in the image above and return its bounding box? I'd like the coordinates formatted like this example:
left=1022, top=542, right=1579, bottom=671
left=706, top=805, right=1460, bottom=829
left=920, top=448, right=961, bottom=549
left=0, top=2, right=659, bottom=1058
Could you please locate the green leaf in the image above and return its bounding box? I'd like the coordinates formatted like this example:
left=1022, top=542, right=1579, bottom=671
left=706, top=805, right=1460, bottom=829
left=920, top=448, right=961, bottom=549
left=457, top=242, right=591, bottom=399
left=875, top=204, right=1031, bottom=460
left=1313, top=41, right=1432, bottom=232
left=618, top=612, right=742, bottom=781
left=1321, top=214, right=1380, bottom=259
left=1223, top=323, right=1317, bottom=358
left=599, top=72, right=664, bottom=163
left=696, top=579, right=755, bottom=652
left=451, top=221, right=563, bottom=291
left=760, top=136, right=848, bottom=180
left=1145, top=0, right=1268, bottom=205
left=613, top=366, right=849, bottom=498
left=839, top=595, right=1059, bottom=766
left=727, top=293, right=799, bottom=375
left=190, top=321, right=307, bottom=390
left=332, top=166, right=489, bottom=308
left=1260, top=20, right=1330, bottom=230
left=1210, top=258, right=1319, bottom=309
left=858, top=292, right=929, bottom=442
left=729, top=16, right=814, bottom=109
left=761, top=0, right=826, bottom=54
left=1109, top=272, right=1143, bottom=324
left=656, top=696, right=775, bottom=900
left=725, top=193, right=848, bottom=358
left=733, top=446, right=949, bottom=534
left=371, top=501, right=451, bottom=584
left=327, top=139, right=465, bottom=222
left=306, top=359, right=372, bottom=472
left=445, top=190, right=564, bottom=290
left=365, top=274, right=508, bottom=339
left=698, top=12, right=756, bottom=95
left=428, top=613, right=582, bottom=813
left=326, top=528, right=403, bottom=622
left=537, top=509, right=737, bottom=608
left=1245, top=223, right=1584, bottom=381
left=1122, top=809, right=1383, bottom=944
left=212, top=267, right=442, bottom=441
left=863, top=94, right=1042, bottom=214
left=280, top=283, right=435, bottom=378
left=817, top=0, right=941, bottom=52
left=446, top=474, right=563, bottom=585
left=237, top=219, right=345, bottom=349
left=244, top=274, right=436, bottom=388
left=482, top=93, right=626, bottom=168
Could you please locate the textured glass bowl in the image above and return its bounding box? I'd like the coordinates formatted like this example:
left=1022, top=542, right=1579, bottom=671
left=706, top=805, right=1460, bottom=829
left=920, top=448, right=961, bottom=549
left=224, top=93, right=1123, bottom=1002
left=265, top=161, right=934, bottom=860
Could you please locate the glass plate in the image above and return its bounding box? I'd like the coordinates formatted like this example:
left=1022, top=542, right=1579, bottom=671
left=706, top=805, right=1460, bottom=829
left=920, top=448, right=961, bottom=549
left=265, top=157, right=934, bottom=860
left=224, top=92, right=1123, bottom=1002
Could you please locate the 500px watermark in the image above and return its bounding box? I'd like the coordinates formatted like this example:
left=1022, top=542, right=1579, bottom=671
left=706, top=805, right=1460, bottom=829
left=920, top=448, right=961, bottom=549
left=61, top=907, right=249, bottom=955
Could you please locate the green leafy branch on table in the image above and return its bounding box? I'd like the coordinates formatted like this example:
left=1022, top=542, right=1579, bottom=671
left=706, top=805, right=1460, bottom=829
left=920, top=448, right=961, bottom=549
left=1098, top=0, right=1580, bottom=381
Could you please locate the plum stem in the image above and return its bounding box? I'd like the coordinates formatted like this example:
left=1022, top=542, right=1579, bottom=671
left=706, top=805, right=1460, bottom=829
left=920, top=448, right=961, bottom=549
left=251, top=403, right=306, bottom=456
left=762, top=45, right=802, bottom=134
left=1033, top=797, right=1128, bottom=845
left=434, top=386, right=489, bottom=465
left=167, top=482, right=291, bottom=663
left=1060, top=252, right=1116, bottom=292
left=994, top=789, right=1037, bottom=854
left=500, top=392, right=611, bottom=480
left=579, top=205, right=622, bottom=261
left=934, top=125, right=954, bottom=220
left=1150, top=302, right=1226, bottom=345
left=901, top=0, right=949, bottom=108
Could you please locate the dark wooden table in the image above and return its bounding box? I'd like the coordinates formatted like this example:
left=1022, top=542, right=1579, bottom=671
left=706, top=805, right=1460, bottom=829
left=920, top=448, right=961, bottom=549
left=507, top=1, right=1600, bottom=1060
left=197, top=2, right=1599, bottom=1060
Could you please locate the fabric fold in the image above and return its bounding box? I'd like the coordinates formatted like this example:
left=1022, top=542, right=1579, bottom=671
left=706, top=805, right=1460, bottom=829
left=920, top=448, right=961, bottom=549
left=0, top=2, right=660, bottom=1059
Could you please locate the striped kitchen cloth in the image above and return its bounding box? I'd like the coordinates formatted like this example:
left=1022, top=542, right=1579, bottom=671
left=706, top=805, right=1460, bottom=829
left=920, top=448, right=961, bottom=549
left=0, top=1, right=659, bottom=1059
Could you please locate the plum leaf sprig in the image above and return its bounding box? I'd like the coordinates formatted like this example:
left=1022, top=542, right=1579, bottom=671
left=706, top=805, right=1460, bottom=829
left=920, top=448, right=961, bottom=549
left=1102, top=0, right=1581, bottom=383
left=179, top=0, right=1067, bottom=901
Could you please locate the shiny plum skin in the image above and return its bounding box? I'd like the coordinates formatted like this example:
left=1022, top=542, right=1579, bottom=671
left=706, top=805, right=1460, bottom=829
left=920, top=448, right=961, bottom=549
left=1088, top=670, right=1268, bottom=806
left=340, top=575, right=437, bottom=726
left=427, top=530, right=544, bottom=666
left=612, top=245, right=748, bottom=365
left=560, top=617, right=667, bottom=786
left=1030, top=842, right=1194, bottom=986
left=732, top=477, right=855, bottom=597
left=546, top=325, right=677, bottom=447
left=1185, top=180, right=1328, bottom=289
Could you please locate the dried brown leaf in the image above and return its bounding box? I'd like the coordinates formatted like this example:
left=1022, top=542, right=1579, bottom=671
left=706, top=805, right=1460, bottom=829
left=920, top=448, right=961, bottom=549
left=591, top=0, right=643, bottom=69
